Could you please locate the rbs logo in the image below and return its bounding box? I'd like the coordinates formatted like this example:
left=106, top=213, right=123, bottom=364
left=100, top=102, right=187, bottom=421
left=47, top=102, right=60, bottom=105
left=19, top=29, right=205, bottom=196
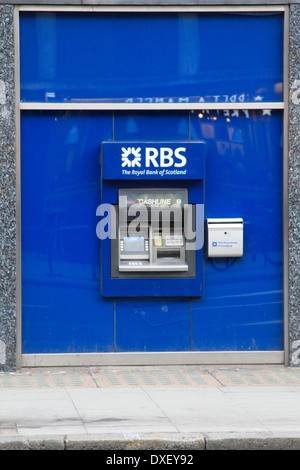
left=145, top=147, right=187, bottom=168
left=121, top=146, right=187, bottom=169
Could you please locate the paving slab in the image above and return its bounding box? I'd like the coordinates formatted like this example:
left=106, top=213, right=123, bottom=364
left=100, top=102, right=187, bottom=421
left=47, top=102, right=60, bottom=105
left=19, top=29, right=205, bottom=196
left=0, top=365, right=300, bottom=450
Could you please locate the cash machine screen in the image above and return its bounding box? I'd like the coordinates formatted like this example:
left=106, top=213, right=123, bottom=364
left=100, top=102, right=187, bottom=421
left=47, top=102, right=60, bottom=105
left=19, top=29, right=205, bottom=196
left=123, top=237, right=145, bottom=252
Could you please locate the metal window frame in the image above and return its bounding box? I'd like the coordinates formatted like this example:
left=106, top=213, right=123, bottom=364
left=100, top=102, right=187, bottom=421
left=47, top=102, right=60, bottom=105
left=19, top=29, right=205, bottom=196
left=14, top=4, right=289, bottom=368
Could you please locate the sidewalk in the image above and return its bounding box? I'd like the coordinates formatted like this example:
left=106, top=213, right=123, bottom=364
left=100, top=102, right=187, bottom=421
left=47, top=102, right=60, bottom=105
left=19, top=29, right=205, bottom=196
left=0, top=364, right=300, bottom=450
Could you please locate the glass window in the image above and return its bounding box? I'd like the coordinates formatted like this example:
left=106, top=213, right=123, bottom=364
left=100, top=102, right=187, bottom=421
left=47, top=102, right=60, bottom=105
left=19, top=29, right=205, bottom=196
left=20, top=12, right=284, bottom=104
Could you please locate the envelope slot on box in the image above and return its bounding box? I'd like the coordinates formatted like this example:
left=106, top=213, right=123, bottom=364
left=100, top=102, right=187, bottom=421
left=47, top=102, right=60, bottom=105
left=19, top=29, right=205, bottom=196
left=207, top=218, right=243, bottom=258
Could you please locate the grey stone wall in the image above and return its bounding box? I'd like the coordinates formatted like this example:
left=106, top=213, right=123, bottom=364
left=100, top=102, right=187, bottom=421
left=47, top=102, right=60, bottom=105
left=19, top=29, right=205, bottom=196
left=0, top=5, right=16, bottom=371
left=289, top=5, right=300, bottom=366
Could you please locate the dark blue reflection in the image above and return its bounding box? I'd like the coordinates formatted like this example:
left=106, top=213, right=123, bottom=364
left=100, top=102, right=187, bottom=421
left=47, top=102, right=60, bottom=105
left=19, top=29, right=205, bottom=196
left=114, top=111, right=189, bottom=141
left=20, top=12, right=283, bottom=103
left=21, top=111, right=114, bottom=353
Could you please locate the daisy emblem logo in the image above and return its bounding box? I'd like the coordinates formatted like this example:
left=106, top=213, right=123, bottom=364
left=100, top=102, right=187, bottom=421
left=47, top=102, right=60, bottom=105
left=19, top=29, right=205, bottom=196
left=121, top=147, right=142, bottom=168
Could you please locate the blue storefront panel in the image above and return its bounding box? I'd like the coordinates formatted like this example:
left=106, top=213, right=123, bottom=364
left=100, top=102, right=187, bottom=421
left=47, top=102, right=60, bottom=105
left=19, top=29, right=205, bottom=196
left=115, top=299, right=191, bottom=352
left=191, top=110, right=283, bottom=351
left=21, top=112, right=115, bottom=353
left=20, top=11, right=284, bottom=356
left=20, top=12, right=283, bottom=104
left=21, top=109, right=283, bottom=353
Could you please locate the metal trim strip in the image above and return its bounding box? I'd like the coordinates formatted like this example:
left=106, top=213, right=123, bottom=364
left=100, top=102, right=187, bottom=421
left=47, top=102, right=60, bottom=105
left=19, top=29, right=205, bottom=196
left=19, top=102, right=285, bottom=111
left=17, top=5, right=287, bottom=13
left=21, top=351, right=285, bottom=367
left=14, top=6, right=22, bottom=370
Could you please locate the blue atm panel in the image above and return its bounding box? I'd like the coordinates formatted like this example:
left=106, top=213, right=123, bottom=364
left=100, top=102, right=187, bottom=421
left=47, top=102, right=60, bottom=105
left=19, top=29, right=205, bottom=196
left=100, top=141, right=205, bottom=297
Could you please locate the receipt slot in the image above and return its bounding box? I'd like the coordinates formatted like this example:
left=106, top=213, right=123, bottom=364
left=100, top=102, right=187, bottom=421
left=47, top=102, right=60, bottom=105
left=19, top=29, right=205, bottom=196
left=100, top=142, right=205, bottom=297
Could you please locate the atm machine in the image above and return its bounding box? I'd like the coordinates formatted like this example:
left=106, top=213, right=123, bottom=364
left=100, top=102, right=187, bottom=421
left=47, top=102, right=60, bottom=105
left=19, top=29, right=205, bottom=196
left=117, top=188, right=189, bottom=273
left=99, top=141, right=243, bottom=297
left=100, top=141, right=205, bottom=297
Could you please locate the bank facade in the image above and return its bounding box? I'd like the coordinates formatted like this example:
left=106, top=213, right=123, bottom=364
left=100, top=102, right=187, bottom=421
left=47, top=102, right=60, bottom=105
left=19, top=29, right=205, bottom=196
left=0, top=1, right=299, bottom=371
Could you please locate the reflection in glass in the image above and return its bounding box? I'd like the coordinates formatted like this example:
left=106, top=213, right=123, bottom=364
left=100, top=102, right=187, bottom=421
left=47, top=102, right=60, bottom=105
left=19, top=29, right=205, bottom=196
left=20, top=12, right=283, bottom=103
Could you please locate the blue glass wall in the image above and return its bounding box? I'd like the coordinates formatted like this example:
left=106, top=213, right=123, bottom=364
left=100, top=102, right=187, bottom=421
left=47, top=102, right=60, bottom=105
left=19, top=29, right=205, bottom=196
left=20, top=12, right=283, bottom=104
left=21, top=110, right=283, bottom=353
left=21, top=112, right=114, bottom=353
left=20, top=12, right=284, bottom=354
